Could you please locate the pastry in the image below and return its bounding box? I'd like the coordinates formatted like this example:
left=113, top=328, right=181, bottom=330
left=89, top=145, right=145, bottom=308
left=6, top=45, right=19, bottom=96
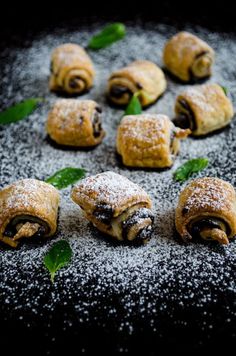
left=117, top=114, right=190, bottom=168
left=107, top=60, right=167, bottom=107
left=175, top=177, right=236, bottom=245
left=163, top=32, right=215, bottom=82
left=46, top=99, right=105, bottom=147
left=49, top=43, right=95, bottom=95
left=71, top=171, right=154, bottom=243
left=173, top=83, right=234, bottom=135
left=0, top=179, right=60, bottom=248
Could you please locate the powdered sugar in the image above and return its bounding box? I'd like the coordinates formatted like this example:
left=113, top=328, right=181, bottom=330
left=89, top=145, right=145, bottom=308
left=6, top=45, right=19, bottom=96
left=183, top=177, right=234, bottom=212
left=72, top=171, right=151, bottom=212
left=0, top=179, right=58, bottom=212
left=119, top=114, right=168, bottom=142
left=0, top=21, right=236, bottom=351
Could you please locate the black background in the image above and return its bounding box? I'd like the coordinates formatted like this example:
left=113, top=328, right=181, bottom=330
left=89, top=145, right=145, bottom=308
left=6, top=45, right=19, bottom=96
left=1, top=0, right=236, bottom=33
left=1, top=1, right=236, bottom=355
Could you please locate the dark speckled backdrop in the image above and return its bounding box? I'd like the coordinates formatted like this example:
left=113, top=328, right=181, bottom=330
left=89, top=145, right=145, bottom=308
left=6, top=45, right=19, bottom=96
left=1, top=2, right=236, bottom=355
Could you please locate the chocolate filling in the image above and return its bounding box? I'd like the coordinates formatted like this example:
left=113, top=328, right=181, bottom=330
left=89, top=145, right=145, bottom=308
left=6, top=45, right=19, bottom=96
left=173, top=99, right=197, bottom=131
left=170, top=130, right=177, bottom=154
left=110, top=85, right=132, bottom=98
left=134, top=225, right=153, bottom=244
left=190, top=50, right=210, bottom=80
left=194, top=50, right=208, bottom=60
left=93, top=203, right=114, bottom=225
left=189, top=218, right=230, bottom=239
left=92, top=110, right=102, bottom=138
left=4, top=215, right=48, bottom=238
left=122, top=208, right=154, bottom=241
left=69, top=77, right=82, bottom=89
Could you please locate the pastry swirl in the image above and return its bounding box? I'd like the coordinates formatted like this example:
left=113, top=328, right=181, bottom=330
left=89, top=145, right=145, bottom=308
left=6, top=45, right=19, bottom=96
left=107, top=60, right=167, bottom=107
left=49, top=43, right=95, bottom=95
left=163, top=32, right=215, bottom=82
left=0, top=179, right=60, bottom=248
left=175, top=177, right=236, bottom=245
left=71, top=171, right=154, bottom=243
left=46, top=99, right=105, bottom=147
left=117, top=114, right=190, bottom=168
left=173, top=83, right=234, bottom=136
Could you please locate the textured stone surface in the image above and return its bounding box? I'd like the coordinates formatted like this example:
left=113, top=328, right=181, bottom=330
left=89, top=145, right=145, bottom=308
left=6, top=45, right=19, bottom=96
left=0, top=20, right=236, bottom=354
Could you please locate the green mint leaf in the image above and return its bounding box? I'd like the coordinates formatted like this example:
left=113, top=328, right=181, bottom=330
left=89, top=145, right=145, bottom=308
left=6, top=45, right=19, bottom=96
left=43, top=240, right=72, bottom=283
left=88, top=23, right=126, bottom=49
left=46, top=167, right=86, bottom=190
left=0, top=98, right=43, bottom=125
left=221, top=86, right=228, bottom=96
left=173, top=158, right=209, bottom=182
left=124, top=92, right=142, bottom=116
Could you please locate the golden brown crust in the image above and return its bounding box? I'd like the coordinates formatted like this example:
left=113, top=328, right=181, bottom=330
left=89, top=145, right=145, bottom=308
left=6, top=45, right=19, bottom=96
left=46, top=99, right=105, bottom=147
left=116, top=114, right=190, bottom=168
left=0, top=179, right=60, bottom=247
left=107, top=60, right=167, bottom=107
left=175, top=177, right=236, bottom=243
left=175, top=83, right=234, bottom=136
left=71, top=171, right=152, bottom=217
left=49, top=43, right=95, bottom=95
left=163, top=32, right=215, bottom=82
left=71, top=171, right=153, bottom=242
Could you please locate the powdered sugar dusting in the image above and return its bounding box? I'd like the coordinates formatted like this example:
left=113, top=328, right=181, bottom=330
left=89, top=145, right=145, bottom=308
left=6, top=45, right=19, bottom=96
left=0, top=21, right=236, bottom=352
left=0, top=178, right=58, bottom=212
left=184, top=177, right=234, bottom=211
left=120, top=114, right=169, bottom=143
left=73, top=171, right=150, bottom=210
left=49, top=99, right=96, bottom=118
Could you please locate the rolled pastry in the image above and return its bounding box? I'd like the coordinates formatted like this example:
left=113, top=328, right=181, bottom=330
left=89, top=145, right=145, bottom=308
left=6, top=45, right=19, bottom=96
left=71, top=171, right=154, bottom=243
left=49, top=43, right=95, bottom=95
left=46, top=99, right=105, bottom=147
left=116, top=114, right=190, bottom=168
left=107, top=60, right=167, bottom=107
left=163, top=32, right=215, bottom=82
left=175, top=177, right=236, bottom=245
left=173, top=83, right=234, bottom=136
left=0, top=179, right=60, bottom=248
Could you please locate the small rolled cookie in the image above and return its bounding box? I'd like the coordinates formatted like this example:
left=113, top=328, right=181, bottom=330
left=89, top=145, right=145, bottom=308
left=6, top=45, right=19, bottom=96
left=163, top=32, right=215, bottom=82
left=71, top=171, right=154, bottom=244
left=173, top=83, right=234, bottom=136
left=0, top=179, right=60, bottom=248
left=46, top=99, right=105, bottom=147
left=116, top=114, right=190, bottom=168
left=49, top=43, right=95, bottom=95
left=107, top=60, right=167, bottom=107
left=175, top=177, right=236, bottom=245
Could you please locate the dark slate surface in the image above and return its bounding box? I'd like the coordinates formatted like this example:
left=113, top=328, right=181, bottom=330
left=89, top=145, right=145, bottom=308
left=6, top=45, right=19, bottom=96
left=0, top=14, right=236, bottom=356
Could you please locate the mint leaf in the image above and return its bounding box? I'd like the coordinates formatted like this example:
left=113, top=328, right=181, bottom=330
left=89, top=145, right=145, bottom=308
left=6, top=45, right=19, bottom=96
left=124, top=92, right=142, bottom=116
left=88, top=23, right=126, bottom=49
left=43, top=240, right=72, bottom=283
left=0, top=98, right=43, bottom=125
left=173, top=158, right=209, bottom=182
left=221, top=86, right=228, bottom=96
left=46, top=167, right=86, bottom=190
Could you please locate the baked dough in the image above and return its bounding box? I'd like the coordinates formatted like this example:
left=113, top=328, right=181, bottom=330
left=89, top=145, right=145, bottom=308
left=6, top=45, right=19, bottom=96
left=46, top=99, right=105, bottom=147
left=163, top=32, right=215, bottom=82
left=175, top=177, right=236, bottom=245
left=71, top=171, right=154, bottom=243
left=107, top=60, right=167, bottom=107
left=173, top=83, right=234, bottom=136
left=0, top=179, right=60, bottom=248
left=116, top=114, right=190, bottom=168
left=49, top=43, right=95, bottom=95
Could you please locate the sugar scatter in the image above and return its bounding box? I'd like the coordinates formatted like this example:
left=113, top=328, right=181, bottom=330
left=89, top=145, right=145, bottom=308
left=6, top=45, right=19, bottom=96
left=1, top=21, right=236, bottom=352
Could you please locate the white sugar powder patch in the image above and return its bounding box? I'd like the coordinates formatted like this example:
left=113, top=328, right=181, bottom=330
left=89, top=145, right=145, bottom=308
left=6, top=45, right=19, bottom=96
left=0, top=22, right=236, bottom=341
